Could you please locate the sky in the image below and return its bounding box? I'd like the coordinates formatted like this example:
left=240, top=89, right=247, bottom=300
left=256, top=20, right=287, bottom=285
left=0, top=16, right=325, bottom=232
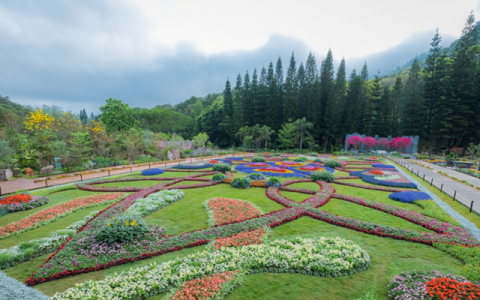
left=1, top=0, right=479, bottom=114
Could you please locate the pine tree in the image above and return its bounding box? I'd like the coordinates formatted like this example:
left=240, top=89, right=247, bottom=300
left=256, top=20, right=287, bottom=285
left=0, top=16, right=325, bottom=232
left=297, top=63, right=307, bottom=119
left=332, top=58, right=347, bottom=142
left=275, top=56, right=284, bottom=126
left=378, top=86, right=391, bottom=137
left=358, top=62, right=370, bottom=133
left=305, top=52, right=320, bottom=137
left=390, top=77, right=403, bottom=136
left=223, top=79, right=234, bottom=144
left=319, top=49, right=335, bottom=149
left=343, top=69, right=362, bottom=134
left=442, top=12, right=478, bottom=146
left=283, top=52, right=298, bottom=122
left=267, top=77, right=280, bottom=130
left=402, top=57, right=424, bottom=136
left=423, top=28, right=449, bottom=146
left=243, top=71, right=254, bottom=126
left=267, top=62, right=274, bottom=87
left=251, top=68, right=259, bottom=125
left=365, top=76, right=382, bottom=135
left=232, top=74, right=244, bottom=133
left=255, top=67, right=268, bottom=124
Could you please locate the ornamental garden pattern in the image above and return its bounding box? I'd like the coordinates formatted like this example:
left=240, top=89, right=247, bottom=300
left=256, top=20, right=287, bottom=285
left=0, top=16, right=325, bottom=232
left=0, top=155, right=479, bottom=299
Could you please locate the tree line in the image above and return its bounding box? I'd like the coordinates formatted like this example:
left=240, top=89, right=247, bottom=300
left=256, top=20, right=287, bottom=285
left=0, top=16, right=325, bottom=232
left=205, top=12, right=480, bottom=153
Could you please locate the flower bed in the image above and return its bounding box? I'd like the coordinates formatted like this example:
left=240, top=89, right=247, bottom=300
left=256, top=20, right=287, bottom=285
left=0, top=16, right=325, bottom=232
left=0, top=193, right=125, bottom=239
left=205, top=198, right=263, bottom=226
left=231, top=177, right=252, bottom=188
left=125, top=190, right=185, bottom=217
left=389, top=191, right=431, bottom=203
left=210, top=229, right=267, bottom=250
left=235, top=163, right=307, bottom=177
left=275, top=161, right=307, bottom=167
left=332, top=180, right=408, bottom=192
left=388, top=270, right=472, bottom=300
left=0, top=196, right=49, bottom=213
left=49, top=237, right=371, bottom=300
left=170, top=270, right=242, bottom=300
left=349, top=170, right=417, bottom=189
left=426, top=277, right=480, bottom=299
left=141, top=168, right=164, bottom=176
left=371, top=163, right=395, bottom=169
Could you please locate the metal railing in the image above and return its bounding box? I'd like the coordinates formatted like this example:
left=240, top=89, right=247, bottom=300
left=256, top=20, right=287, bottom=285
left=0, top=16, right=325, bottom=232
left=391, top=159, right=480, bottom=215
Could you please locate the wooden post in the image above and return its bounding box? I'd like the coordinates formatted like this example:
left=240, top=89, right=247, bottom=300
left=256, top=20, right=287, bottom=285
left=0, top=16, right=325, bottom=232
left=45, top=178, right=48, bottom=187
left=440, top=183, right=443, bottom=192
left=422, top=174, right=425, bottom=181
left=0, top=187, right=2, bottom=196
left=149, top=162, right=151, bottom=169
left=417, top=170, right=419, bottom=176
left=165, top=162, right=167, bottom=167
left=130, top=167, right=132, bottom=172
left=80, top=173, right=83, bottom=181
left=470, top=201, right=474, bottom=213
left=430, top=178, right=433, bottom=186
left=108, top=170, right=110, bottom=176
left=453, top=191, right=456, bottom=201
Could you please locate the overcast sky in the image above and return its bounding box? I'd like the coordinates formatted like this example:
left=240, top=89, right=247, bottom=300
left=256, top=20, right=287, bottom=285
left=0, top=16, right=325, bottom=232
left=1, top=0, right=479, bottom=114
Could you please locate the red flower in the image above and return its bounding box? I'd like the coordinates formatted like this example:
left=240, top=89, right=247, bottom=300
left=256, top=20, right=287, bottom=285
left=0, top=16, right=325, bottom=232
left=0, top=194, right=33, bottom=205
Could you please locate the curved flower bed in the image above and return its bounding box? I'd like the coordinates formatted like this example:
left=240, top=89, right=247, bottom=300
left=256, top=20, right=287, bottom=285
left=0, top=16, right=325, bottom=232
left=389, top=191, right=432, bottom=203
left=372, top=163, right=395, bottom=169
left=0, top=193, right=125, bottom=239
left=141, top=168, right=164, bottom=176
left=349, top=171, right=417, bottom=189
left=332, top=180, right=408, bottom=192
left=211, top=229, right=267, bottom=250
left=224, top=157, right=244, bottom=161
left=275, top=161, right=307, bottom=167
left=49, top=237, right=371, bottom=300
left=0, top=196, right=49, bottom=213
left=235, top=163, right=306, bottom=177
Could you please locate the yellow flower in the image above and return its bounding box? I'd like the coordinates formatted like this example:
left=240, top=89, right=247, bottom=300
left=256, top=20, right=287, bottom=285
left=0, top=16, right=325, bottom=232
left=115, top=221, right=118, bottom=223
left=112, top=217, right=114, bottom=219
left=125, top=220, right=129, bottom=225
left=107, top=224, right=110, bottom=227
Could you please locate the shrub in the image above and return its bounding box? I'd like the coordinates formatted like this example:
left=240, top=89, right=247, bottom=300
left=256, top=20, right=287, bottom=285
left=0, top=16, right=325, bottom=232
left=324, top=160, right=341, bottom=168
left=310, top=152, right=318, bottom=156
left=212, top=163, right=231, bottom=172
left=212, top=173, right=227, bottom=183
left=314, top=158, right=323, bottom=163
left=265, top=177, right=282, bottom=187
left=251, top=157, right=266, bottom=162
left=231, top=177, right=252, bottom=188
left=282, top=157, right=289, bottom=161
left=141, top=168, right=164, bottom=176
left=310, top=171, right=334, bottom=182
left=125, top=190, right=185, bottom=218
left=95, top=215, right=149, bottom=244
left=248, top=173, right=265, bottom=180
left=293, top=156, right=307, bottom=162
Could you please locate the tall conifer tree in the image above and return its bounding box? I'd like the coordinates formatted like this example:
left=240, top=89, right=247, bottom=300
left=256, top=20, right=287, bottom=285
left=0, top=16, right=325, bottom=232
left=305, top=52, right=320, bottom=137
left=319, top=49, right=335, bottom=149
left=243, top=71, right=254, bottom=126
left=223, top=79, right=234, bottom=144
left=332, top=58, right=347, bottom=142
left=283, top=52, right=298, bottom=122
left=232, top=74, right=244, bottom=133
left=402, top=58, right=424, bottom=136
left=297, top=63, right=307, bottom=119
left=390, top=77, right=403, bottom=136
left=255, top=67, right=268, bottom=124
left=251, top=68, right=259, bottom=125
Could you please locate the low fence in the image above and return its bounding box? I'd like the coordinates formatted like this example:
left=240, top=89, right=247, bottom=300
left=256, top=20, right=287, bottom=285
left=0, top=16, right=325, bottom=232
left=391, top=159, right=480, bottom=215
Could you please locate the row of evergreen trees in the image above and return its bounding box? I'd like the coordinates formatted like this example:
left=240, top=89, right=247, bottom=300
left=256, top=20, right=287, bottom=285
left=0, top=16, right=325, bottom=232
left=221, top=12, right=480, bottom=152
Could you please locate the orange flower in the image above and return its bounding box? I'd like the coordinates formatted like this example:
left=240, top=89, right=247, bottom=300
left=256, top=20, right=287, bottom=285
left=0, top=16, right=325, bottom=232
left=0, top=194, right=33, bottom=205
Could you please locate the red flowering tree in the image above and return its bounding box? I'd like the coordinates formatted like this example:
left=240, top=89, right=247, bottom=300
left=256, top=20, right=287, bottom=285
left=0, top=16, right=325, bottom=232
left=363, top=137, right=377, bottom=149
left=377, top=138, right=390, bottom=150
left=449, top=147, right=464, bottom=155
left=346, top=135, right=363, bottom=150
left=390, top=137, right=412, bottom=151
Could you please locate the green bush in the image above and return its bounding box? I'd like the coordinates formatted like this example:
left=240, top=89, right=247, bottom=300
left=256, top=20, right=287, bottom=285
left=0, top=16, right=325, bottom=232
left=324, top=160, right=342, bottom=168
left=95, top=215, right=149, bottom=244
left=310, top=171, right=334, bottom=182
left=282, top=157, right=289, bottom=161
left=231, top=177, right=252, bottom=188
left=310, top=152, right=318, bottom=156
left=251, top=156, right=266, bottom=162
left=212, top=163, right=231, bottom=172
left=212, top=173, right=227, bottom=183
left=294, top=156, right=307, bottom=162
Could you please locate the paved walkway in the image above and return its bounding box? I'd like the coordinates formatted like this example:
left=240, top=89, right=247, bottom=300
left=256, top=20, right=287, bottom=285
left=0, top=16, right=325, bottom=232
left=390, top=159, right=480, bottom=214
left=0, top=155, right=235, bottom=195
left=421, top=161, right=480, bottom=188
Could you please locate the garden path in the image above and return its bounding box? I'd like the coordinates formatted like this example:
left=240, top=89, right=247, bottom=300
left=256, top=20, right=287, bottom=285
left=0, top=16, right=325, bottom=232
left=421, top=161, right=480, bottom=187
left=0, top=155, right=234, bottom=195
left=392, top=159, right=480, bottom=215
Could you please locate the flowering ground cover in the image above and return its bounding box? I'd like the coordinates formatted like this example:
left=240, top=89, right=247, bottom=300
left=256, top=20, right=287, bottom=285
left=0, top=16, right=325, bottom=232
left=1, top=155, right=480, bottom=299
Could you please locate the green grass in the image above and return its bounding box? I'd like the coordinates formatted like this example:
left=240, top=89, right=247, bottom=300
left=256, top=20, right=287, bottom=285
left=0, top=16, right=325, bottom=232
left=144, top=184, right=284, bottom=235
left=321, top=199, right=433, bottom=233
left=92, top=181, right=163, bottom=188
